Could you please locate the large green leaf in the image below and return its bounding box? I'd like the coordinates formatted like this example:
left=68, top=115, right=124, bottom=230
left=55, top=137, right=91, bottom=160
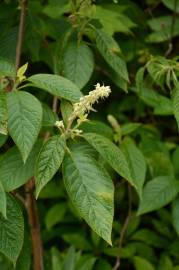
left=35, top=135, right=66, bottom=198
left=83, top=133, right=133, bottom=186
left=63, top=143, right=114, bottom=244
left=0, top=182, right=6, bottom=218
left=120, top=138, right=147, bottom=199
left=0, top=92, right=8, bottom=135
left=172, top=196, right=179, bottom=236
left=138, top=176, right=179, bottom=215
left=95, top=29, right=129, bottom=82
left=0, top=141, right=42, bottom=191
left=0, top=195, right=24, bottom=265
left=7, top=91, right=42, bottom=162
left=28, top=74, right=82, bottom=102
left=63, top=42, right=94, bottom=89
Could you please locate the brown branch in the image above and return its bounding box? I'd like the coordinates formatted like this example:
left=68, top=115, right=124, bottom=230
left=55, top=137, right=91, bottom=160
left=15, top=1, right=44, bottom=269
left=15, top=0, right=28, bottom=71
left=25, top=178, right=44, bottom=270
left=113, top=185, right=132, bottom=270
left=165, top=0, right=177, bottom=57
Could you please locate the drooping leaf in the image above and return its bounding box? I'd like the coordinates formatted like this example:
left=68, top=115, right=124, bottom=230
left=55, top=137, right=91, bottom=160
left=83, top=133, right=133, bottom=185
left=95, top=29, right=129, bottom=82
left=63, top=143, right=114, bottom=244
left=63, top=42, right=94, bottom=89
left=28, top=74, right=82, bottom=102
left=7, top=91, right=42, bottom=162
left=35, top=135, right=66, bottom=198
left=0, top=182, right=6, bottom=218
left=172, top=196, right=179, bottom=236
left=0, top=195, right=24, bottom=265
left=120, top=138, right=146, bottom=199
left=0, top=92, right=8, bottom=135
left=0, top=141, right=42, bottom=191
left=138, top=176, right=179, bottom=215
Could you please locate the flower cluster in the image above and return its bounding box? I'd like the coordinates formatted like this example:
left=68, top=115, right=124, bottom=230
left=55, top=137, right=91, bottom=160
left=69, top=83, right=111, bottom=122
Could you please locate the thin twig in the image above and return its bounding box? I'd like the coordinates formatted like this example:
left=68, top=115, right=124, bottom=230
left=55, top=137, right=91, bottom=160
left=52, top=96, right=58, bottom=113
left=25, top=178, right=44, bottom=270
left=165, top=0, right=177, bottom=57
left=113, top=185, right=132, bottom=270
left=15, top=0, right=28, bottom=71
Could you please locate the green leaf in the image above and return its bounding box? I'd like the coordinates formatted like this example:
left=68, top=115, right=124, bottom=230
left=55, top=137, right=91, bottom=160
left=172, top=84, right=179, bottom=130
left=147, top=16, right=179, bottom=43
left=83, top=133, right=133, bottom=185
left=0, top=57, right=15, bottom=77
left=94, top=5, right=135, bottom=35
left=172, top=196, right=179, bottom=236
left=138, top=176, right=179, bottom=215
left=35, top=135, right=66, bottom=198
left=0, top=134, right=7, bottom=148
left=7, top=91, right=42, bottom=162
left=121, top=123, right=141, bottom=136
left=133, top=256, right=155, bottom=270
left=78, top=257, right=96, bottom=270
left=28, top=74, right=82, bottom=102
left=60, top=99, right=73, bottom=126
left=95, top=29, right=129, bottom=82
left=120, top=138, right=146, bottom=199
left=15, top=230, right=31, bottom=270
left=158, top=255, right=173, bottom=270
left=45, top=203, right=66, bottom=230
left=136, top=67, right=145, bottom=93
left=63, top=42, right=94, bottom=89
left=51, top=247, right=63, bottom=270
left=0, top=141, right=42, bottom=191
left=80, top=121, right=113, bottom=139
left=0, top=195, right=24, bottom=265
left=63, top=246, right=76, bottom=270
left=0, top=182, right=6, bottom=218
left=63, top=143, right=114, bottom=244
left=0, top=92, right=8, bottom=135
left=162, top=0, right=179, bottom=12
left=42, top=103, right=59, bottom=127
